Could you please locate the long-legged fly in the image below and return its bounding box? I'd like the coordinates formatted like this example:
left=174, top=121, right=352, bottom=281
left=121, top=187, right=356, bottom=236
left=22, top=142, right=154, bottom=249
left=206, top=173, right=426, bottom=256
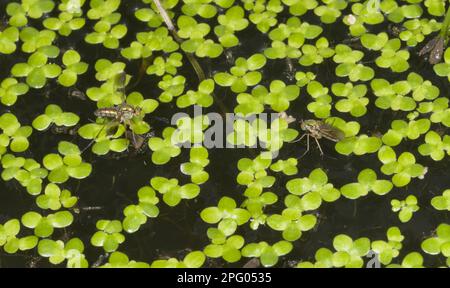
left=82, top=72, right=147, bottom=153
left=280, top=113, right=345, bottom=156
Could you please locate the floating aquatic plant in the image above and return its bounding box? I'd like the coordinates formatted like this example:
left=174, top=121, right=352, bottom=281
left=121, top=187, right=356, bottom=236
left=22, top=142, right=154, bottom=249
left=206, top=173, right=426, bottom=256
left=234, top=86, right=267, bottom=116
left=418, top=131, right=450, bottom=160
left=0, top=27, right=19, bottom=55
left=242, top=190, right=277, bottom=229
left=180, top=146, right=210, bottom=184
left=0, top=113, right=32, bottom=153
left=36, top=183, right=78, bottom=211
left=11, top=48, right=61, bottom=89
left=245, top=1, right=280, bottom=33
left=90, top=220, right=125, bottom=252
left=241, top=241, right=293, bottom=267
left=371, top=227, right=404, bottom=265
left=400, top=18, right=441, bottom=46
left=332, top=82, right=369, bottom=117
left=382, top=118, right=431, bottom=147
left=260, top=80, right=300, bottom=112
left=375, top=39, right=411, bottom=72
left=151, top=251, right=206, bottom=268
left=214, top=54, right=266, bottom=93
left=299, top=37, right=335, bottom=66
left=335, top=135, right=382, bottom=156
left=340, top=168, right=393, bottom=200
left=32, top=104, right=80, bottom=131
left=146, top=53, right=183, bottom=76
left=265, top=17, right=323, bottom=60
left=6, top=1, right=55, bottom=27
left=286, top=168, right=340, bottom=211
left=0, top=78, right=29, bottom=106
left=314, top=0, right=348, bottom=24
left=1, top=154, right=48, bottom=195
left=0, top=0, right=449, bottom=269
left=101, top=251, right=149, bottom=268
left=204, top=233, right=244, bottom=263
left=19, top=27, right=56, bottom=54
left=236, top=153, right=276, bottom=196
left=150, top=176, right=200, bottom=207
left=214, top=5, right=249, bottom=47
left=391, top=195, right=420, bottom=223
left=297, top=234, right=371, bottom=268
left=42, top=141, right=92, bottom=183
left=387, top=252, right=424, bottom=268
left=21, top=211, right=74, bottom=238
left=378, top=146, right=426, bottom=187
left=200, top=196, right=251, bottom=236
left=434, top=48, right=450, bottom=81
left=431, top=189, right=450, bottom=211
left=267, top=209, right=317, bottom=242
left=58, top=50, right=89, bottom=87
left=371, top=78, right=417, bottom=111
left=421, top=223, right=450, bottom=263
left=148, top=127, right=182, bottom=165
left=158, top=75, right=186, bottom=103
left=270, top=158, right=298, bottom=176
left=333, top=44, right=375, bottom=82
left=38, top=238, right=88, bottom=268
left=177, top=79, right=214, bottom=108
left=0, top=219, right=38, bottom=254
left=43, top=1, right=86, bottom=36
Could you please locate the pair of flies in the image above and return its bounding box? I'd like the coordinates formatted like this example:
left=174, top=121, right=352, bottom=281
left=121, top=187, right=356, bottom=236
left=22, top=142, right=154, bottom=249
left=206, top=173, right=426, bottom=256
left=280, top=112, right=345, bottom=157
left=89, top=72, right=145, bottom=151
left=418, top=35, right=445, bottom=65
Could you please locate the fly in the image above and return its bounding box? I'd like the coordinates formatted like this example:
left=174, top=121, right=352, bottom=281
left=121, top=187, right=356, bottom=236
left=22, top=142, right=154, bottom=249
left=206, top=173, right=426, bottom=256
left=84, top=72, right=146, bottom=152
left=419, top=35, right=445, bottom=64
left=293, top=119, right=345, bottom=156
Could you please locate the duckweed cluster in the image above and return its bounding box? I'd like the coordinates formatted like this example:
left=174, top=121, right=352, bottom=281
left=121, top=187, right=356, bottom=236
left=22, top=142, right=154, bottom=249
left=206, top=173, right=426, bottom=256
left=0, top=0, right=449, bottom=268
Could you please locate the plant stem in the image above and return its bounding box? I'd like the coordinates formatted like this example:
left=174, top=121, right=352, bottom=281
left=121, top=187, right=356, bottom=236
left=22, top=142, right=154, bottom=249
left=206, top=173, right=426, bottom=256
left=152, top=0, right=175, bottom=32
left=152, top=0, right=205, bottom=81
left=152, top=0, right=229, bottom=115
left=440, top=1, right=450, bottom=42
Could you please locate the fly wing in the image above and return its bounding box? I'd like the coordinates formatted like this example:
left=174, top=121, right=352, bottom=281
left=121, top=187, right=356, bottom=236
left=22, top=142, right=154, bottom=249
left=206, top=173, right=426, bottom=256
left=114, top=72, right=127, bottom=102
left=319, top=122, right=345, bottom=142
left=429, top=37, right=444, bottom=64
left=419, top=36, right=438, bottom=56
left=105, top=121, right=121, bottom=137
left=126, top=131, right=145, bottom=150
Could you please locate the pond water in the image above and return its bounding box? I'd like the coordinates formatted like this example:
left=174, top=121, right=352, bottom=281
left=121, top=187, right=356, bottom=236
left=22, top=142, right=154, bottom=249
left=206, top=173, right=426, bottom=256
left=0, top=0, right=449, bottom=268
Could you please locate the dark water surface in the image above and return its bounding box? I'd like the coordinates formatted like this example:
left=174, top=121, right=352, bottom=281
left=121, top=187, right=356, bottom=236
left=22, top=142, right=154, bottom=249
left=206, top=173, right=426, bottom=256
left=0, top=0, right=449, bottom=267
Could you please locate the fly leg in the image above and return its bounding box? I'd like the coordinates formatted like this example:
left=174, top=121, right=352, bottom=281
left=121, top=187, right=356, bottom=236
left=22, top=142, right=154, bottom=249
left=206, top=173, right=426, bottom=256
left=290, top=133, right=307, bottom=143
left=298, top=134, right=311, bottom=159
left=123, top=120, right=131, bottom=153
left=314, top=137, right=324, bottom=156
left=124, top=120, right=144, bottom=151
left=81, top=122, right=108, bottom=154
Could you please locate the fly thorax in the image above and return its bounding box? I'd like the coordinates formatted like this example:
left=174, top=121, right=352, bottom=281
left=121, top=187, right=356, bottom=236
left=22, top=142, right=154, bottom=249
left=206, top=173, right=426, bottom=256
left=120, top=105, right=137, bottom=120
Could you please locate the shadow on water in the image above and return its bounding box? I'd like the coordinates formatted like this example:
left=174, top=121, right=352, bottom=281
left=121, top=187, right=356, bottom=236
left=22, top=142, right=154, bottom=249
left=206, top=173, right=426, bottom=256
left=0, top=0, right=449, bottom=267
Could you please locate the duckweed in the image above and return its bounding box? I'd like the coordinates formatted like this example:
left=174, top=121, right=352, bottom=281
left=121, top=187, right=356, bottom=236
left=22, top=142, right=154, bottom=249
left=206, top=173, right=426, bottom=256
left=0, top=0, right=449, bottom=269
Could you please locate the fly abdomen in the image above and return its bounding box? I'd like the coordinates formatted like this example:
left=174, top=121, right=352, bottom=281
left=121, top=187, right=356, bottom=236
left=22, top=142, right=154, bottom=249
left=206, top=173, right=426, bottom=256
left=94, top=108, right=120, bottom=119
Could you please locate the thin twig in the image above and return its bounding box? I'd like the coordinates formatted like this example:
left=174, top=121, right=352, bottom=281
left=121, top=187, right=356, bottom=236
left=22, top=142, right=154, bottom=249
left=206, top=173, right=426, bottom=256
left=153, top=0, right=175, bottom=32
left=441, top=2, right=450, bottom=43
left=152, top=0, right=206, bottom=81
left=152, top=0, right=229, bottom=116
